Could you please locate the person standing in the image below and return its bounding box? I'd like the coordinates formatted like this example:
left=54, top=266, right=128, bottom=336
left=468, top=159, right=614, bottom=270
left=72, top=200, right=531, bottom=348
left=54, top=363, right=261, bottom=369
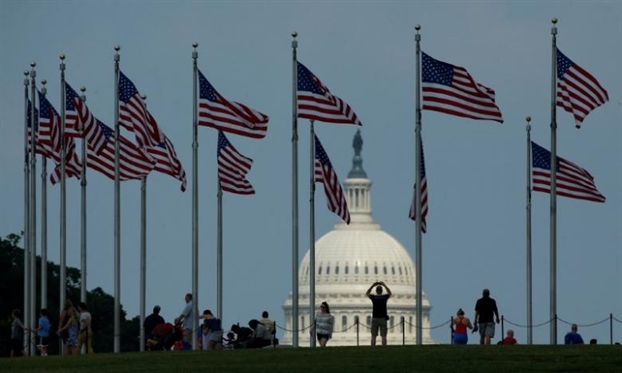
left=57, top=305, right=80, bottom=355
left=10, top=309, right=28, bottom=357
left=144, top=305, right=165, bottom=343
left=311, top=301, right=334, bottom=347
left=451, top=308, right=473, bottom=345
left=366, top=281, right=392, bottom=346
left=473, top=288, right=500, bottom=345
left=78, top=302, right=94, bottom=354
left=564, top=324, right=584, bottom=345
left=176, top=293, right=194, bottom=346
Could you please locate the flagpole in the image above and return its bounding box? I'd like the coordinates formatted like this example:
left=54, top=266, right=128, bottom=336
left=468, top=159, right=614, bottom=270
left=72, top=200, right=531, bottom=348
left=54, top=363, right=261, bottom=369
left=113, top=45, right=121, bottom=353
left=40, top=79, right=48, bottom=310
left=22, top=69, right=31, bottom=354
left=79, top=87, right=88, bottom=305
left=139, top=94, right=148, bottom=352
left=549, top=18, right=558, bottom=345
left=291, top=31, right=299, bottom=348
left=191, top=42, right=200, bottom=351
left=217, top=180, right=223, bottom=325
left=414, top=25, right=423, bottom=346
left=309, top=120, right=316, bottom=348
left=525, top=116, right=533, bottom=345
left=59, top=54, right=67, bottom=334
left=29, top=63, right=38, bottom=355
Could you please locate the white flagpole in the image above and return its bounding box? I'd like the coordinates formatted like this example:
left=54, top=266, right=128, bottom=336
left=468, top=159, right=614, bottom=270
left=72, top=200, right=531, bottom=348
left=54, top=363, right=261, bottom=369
left=414, top=25, right=423, bottom=345
left=217, top=181, right=223, bottom=324
left=22, top=69, right=31, bottom=353
left=291, top=31, right=299, bottom=348
left=139, top=94, right=148, bottom=352
left=79, top=87, right=88, bottom=305
left=40, top=80, right=48, bottom=310
left=191, top=42, right=200, bottom=351
left=525, top=116, right=533, bottom=345
left=59, top=55, right=67, bottom=341
left=309, top=120, right=316, bottom=348
left=29, top=63, right=38, bottom=356
left=549, top=18, right=558, bottom=345
left=113, top=45, right=121, bottom=353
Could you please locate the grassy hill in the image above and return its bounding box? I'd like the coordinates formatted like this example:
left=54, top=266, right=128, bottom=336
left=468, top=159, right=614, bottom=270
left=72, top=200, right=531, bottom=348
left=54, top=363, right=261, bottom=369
left=1, top=345, right=621, bottom=373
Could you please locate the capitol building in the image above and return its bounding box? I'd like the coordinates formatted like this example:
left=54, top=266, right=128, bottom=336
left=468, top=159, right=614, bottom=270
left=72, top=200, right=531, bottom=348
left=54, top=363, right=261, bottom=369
left=281, top=130, right=433, bottom=346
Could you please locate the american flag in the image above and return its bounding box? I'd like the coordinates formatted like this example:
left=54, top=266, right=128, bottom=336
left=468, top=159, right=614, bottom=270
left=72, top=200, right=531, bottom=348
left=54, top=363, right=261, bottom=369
left=118, top=71, right=164, bottom=147
left=314, top=134, right=350, bottom=224
left=408, top=138, right=428, bottom=232
left=217, top=131, right=255, bottom=195
left=64, top=82, right=105, bottom=154
left=531, top=141, right=605, bottom=203
left=556, top=48, right=609, bottom=128
left=26, top=101, right=52, bottom=158
left=38, top=91, right=82, bottom=184
left=86, top=119, right=155, bottom=180
left=421, top=52, right=504, bottom=123
left=297, top=61, right=362, bottom=126
left=147, top=136, right=187, bottom=192
left=198, top=70, right=268, bottom=139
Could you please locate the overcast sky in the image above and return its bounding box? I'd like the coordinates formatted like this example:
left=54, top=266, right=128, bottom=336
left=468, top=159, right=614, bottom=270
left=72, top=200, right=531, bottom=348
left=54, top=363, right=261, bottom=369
left=1, top=1, right=620, bottom=345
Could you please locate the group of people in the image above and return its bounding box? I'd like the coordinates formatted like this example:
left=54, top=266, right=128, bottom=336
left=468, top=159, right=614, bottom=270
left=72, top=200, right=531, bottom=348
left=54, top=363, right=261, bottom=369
left=143, top=293, right=278, bottom=351
left=9, top=300, right=93, bottom=357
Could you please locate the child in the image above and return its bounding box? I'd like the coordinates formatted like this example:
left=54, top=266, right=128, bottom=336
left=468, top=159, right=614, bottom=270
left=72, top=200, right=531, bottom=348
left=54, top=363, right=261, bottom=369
left=502, top=329, right=518, bottom=345
left=32, top=308, right=52, bottom=356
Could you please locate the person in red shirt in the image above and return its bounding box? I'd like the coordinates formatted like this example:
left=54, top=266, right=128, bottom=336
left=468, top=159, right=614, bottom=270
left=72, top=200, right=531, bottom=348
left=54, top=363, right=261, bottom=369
left=451, top=308, right=473, bottom=344
left=502, top=329, right=518, bottom=345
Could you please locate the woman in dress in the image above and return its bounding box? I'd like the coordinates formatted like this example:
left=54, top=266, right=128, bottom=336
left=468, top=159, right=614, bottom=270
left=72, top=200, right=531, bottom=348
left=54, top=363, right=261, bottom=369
left=57, top=306, right=80, bottom=355
left=312, top=301, right=335, bottom=347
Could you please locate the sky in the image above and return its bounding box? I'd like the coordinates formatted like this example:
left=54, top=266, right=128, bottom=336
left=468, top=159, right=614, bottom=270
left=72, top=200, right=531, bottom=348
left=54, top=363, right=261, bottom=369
left=1, top=1, right=620, bottom=346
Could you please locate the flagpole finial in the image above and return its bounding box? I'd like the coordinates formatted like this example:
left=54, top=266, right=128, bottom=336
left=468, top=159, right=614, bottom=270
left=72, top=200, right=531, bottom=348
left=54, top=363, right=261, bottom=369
left=59, top=54, right=65, bottom=61
left=41, top=79, right=47, bottom=95
left=526, top=116, right=531, bottom=123
left=114, top=45, right=120, bottom=52
left=415, top=25, right=421, bottom=32
left=30, top=62, right=36, bottom=68
left=551, top=18, right=557, bottom=24
left=292, top=31, right=298, bottom=38
left=192, top=42, right=198, bottom=49
left=80, top=86, right=86, bottom=93
left=141, top=94, right=146, bottom=100
left=24, top=70, right=29, bottom=76
left=42, top=79, right=47, bottom=85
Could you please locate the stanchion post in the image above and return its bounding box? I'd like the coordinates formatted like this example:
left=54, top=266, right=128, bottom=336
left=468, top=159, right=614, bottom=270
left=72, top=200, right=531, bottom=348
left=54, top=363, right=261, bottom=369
left=450, top=316, right=454, bottom=344
left=610, top=313, right=613, bottom=345
left=355, top=316, right=359, bottom=346
left=501, top=315, right=505, bottom=341
left=554, top=314, right=558, bottom=344
left=401, top=316, right=405, bottom=345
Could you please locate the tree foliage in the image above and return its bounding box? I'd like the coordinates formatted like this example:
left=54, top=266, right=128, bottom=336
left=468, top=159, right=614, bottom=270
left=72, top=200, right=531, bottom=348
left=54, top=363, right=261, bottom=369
left=0, top=233, right=139, bottom=356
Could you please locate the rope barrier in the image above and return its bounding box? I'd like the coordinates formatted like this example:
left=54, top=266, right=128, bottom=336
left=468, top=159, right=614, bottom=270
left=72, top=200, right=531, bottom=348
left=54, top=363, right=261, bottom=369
left=557, top=316, right=609, bottom=328
left=404, top=319, right=451, bottom=330
left=504, top=318, right=554, bottom=328
left=612, top=316, right=622, bottom=324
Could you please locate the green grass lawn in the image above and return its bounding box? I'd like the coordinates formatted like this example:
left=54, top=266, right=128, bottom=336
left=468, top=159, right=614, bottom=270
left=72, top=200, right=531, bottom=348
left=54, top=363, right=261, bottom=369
left=1, top=345, right=621, bottom=373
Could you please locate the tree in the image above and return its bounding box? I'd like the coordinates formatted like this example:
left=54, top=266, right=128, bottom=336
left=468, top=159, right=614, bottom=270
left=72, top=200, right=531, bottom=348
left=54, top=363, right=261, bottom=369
left=0, top=233, right=139, bottom=356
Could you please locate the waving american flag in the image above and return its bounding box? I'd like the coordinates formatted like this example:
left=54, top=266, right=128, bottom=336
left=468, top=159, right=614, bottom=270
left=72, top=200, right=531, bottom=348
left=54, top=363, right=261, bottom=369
left=217, top=131, right=255, bottom=195
left=314, top=134, right=350, bottom=224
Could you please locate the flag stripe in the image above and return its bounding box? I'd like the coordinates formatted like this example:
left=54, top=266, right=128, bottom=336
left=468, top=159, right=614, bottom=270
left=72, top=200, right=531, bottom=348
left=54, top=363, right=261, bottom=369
left=408, top=138, right=428, bottom=232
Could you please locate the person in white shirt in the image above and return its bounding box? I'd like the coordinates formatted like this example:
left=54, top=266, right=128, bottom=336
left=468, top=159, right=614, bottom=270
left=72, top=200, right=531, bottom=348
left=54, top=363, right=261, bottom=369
left=176, top=293, right=193, bottom=345
left=77, top=302, right=94, bottom=354
left=311, top=302, right=335, bottom=347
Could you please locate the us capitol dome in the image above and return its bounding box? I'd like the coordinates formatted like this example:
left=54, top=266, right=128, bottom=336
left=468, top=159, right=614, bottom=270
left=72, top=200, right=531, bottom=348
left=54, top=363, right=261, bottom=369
left=281, top=130, right=433, bottom=346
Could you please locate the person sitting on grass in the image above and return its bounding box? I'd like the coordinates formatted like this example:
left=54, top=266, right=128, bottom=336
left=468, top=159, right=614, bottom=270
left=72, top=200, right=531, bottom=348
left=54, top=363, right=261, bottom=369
left=564, top=324, right=584, bottom=345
